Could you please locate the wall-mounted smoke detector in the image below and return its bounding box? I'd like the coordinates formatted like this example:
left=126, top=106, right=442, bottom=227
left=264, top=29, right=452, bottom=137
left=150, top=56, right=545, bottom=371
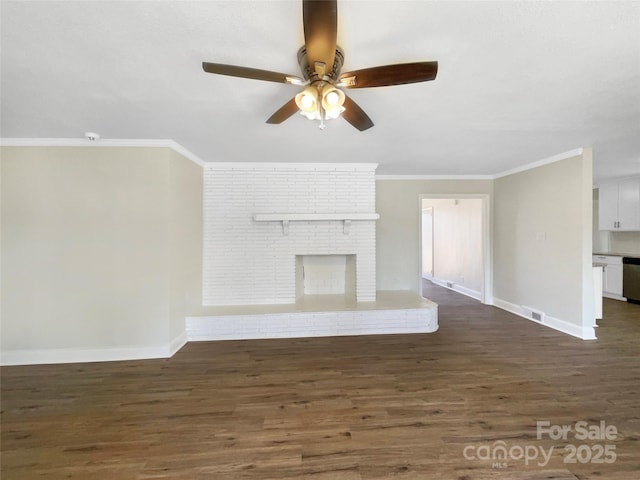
left=84, top=132, right=100, bottom=141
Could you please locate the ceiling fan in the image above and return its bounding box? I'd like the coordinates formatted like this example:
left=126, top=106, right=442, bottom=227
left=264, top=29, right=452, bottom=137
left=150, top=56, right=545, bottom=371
left=202, top=0, right=438, bottom=131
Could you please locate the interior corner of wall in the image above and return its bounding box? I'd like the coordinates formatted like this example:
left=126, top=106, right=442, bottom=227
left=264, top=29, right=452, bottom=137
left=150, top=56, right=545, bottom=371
left=169, top=330, right=188, bottom=357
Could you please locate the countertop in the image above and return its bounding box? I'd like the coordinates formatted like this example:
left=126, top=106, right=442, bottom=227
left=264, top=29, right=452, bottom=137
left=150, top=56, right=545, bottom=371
left=593, top=252, right=640, bottom=259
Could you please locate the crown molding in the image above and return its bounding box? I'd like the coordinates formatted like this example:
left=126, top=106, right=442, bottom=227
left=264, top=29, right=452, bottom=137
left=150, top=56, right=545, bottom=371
left=1, top=139, right=584, bottom=178
left=0, top=138, right=206, bottom=167
left=376, top=174, right=494, bottom=180
left=204, top=162, right=378, bottom=171
left=492, top=148, right=584, bottom=179
left=376, top=148, right=585, bottom=181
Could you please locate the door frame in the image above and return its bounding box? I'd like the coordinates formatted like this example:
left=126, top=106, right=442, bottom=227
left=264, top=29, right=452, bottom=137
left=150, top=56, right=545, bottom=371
left=418, top=193, right=493, bottom=304
left=421, top=206, right=434, bottom=279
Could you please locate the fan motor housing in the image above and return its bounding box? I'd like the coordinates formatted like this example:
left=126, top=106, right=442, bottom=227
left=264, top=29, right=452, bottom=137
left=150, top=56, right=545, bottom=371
left=297, top=46, right=344, bottom=84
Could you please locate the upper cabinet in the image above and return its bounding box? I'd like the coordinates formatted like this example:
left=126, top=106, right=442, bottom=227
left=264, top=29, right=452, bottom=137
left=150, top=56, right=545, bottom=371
left=599, top=177, right=640, bottom=231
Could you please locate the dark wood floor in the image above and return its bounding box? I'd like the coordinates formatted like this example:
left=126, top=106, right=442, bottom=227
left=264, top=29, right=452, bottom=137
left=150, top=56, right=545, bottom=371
left=2, top=283, right=639, bottom=479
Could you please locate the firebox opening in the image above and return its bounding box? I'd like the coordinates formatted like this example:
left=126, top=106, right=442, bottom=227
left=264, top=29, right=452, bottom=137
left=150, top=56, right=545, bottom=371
left=295, top=255, right=356, bottom=302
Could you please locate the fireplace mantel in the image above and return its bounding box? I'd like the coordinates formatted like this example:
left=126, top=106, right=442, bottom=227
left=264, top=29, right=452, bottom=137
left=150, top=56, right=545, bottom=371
left=253, top=213, right=380, bottom=235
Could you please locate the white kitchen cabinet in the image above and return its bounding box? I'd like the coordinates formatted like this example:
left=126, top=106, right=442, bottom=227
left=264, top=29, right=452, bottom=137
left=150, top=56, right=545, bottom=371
left=604, top=264, right=624, bottom=297
left=593, top=266, right=603, bottom=320
left=618, top=178, right=640, bottom=229
left=593, top=255, right=625, bottom=300
left=598, top=177, right=640, bottom=231
left=598, top=183, right=619, bottom=230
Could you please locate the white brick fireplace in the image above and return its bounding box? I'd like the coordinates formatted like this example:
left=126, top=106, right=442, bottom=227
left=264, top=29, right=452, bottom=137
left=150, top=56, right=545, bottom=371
left=192, top=162, right=438, bottom=341
left=203, top=163, right=378, bottom=306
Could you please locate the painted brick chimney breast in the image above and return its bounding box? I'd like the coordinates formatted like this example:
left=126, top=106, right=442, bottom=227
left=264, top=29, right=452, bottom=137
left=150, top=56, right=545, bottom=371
left=203, top=163, right=378, bottom=306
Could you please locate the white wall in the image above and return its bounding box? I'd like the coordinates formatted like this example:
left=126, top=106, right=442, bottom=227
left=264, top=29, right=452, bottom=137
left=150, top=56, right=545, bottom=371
left=493, top=149, right=595, bottom=339
left=1, top=146, right=202, bottom=364
left=202, top=163, right=378, bottom=305
left=376, top=179, right=493, bottom=294
left=423, top=198, right=483, bottom=296
left=609, top=232, right=640, bottom=255
left=168, top=149, right=204, bottom=345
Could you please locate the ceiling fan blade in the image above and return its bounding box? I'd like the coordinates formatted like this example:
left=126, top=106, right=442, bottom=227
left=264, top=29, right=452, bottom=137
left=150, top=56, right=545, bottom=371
left=342, top=95, right=374, bottom=131
left=266, top=98, right=299, bottom=124
left=339, top=61, right=438, bottom=88
left=303, top=0, right=337, bottom=76
left=202, top=62, right=302, bottom=84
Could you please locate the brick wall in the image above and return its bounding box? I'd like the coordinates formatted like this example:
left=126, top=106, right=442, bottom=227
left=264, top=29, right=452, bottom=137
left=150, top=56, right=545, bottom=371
left=203, top=163, right=378, bottom=305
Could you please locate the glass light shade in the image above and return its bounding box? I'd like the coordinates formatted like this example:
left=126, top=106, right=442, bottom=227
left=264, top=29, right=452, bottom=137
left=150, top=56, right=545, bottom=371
left=295, top=86, right=319, bottom=114
left=325, top=106, right=346, bottom=120
left=300, top=94, right=315, bottom=109
left=301, top=110, right=321, bottom=120
left=325, top=91, right=340, bottom=106
left=321, top=85, right=345, bottom=112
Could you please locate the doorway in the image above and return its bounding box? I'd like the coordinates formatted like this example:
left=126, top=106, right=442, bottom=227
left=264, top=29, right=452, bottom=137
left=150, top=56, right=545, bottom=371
left=419, top=194, right=492, bottom=304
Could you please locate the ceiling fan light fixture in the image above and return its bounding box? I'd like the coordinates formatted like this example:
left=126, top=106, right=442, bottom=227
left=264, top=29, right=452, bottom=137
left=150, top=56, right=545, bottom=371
left=203, top=0, right=438, bottom=132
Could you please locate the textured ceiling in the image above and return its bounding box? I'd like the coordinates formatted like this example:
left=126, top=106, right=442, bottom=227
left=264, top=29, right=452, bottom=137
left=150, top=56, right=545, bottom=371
left=1, top=0, right=639, bottom=181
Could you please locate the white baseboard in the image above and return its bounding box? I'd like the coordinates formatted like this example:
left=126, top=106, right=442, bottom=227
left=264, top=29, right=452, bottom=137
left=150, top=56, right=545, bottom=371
left=169, top=331, right=188, bottom=356
left=430, top=277, right=482, bottom=301
left=603, top=292, right=626, bottom=302
left=1, top=303, right=441, bottom=364
left=492, top=297, right=596, bottom=340
left=1, top=331, right=188, bottom=366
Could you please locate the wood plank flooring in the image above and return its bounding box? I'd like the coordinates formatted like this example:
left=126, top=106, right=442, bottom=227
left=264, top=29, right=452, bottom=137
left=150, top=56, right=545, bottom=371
left=2, top=282, right=639, bottom=479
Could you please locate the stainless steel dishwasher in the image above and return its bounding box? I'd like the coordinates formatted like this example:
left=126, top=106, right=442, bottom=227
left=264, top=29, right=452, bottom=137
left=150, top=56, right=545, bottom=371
left=622, top=257, right=640, bottom=304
